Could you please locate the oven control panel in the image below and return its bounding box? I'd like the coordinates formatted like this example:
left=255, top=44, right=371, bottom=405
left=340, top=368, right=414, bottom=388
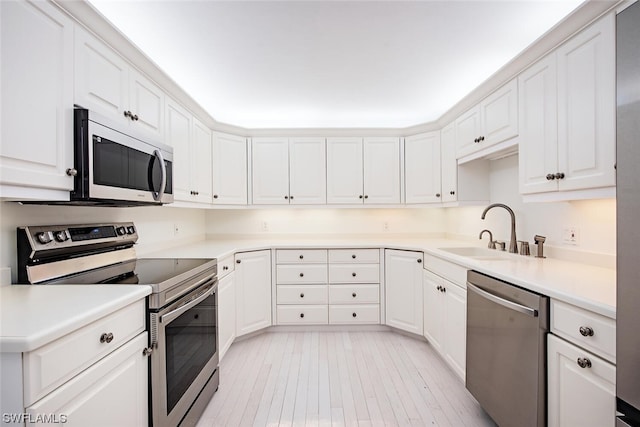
left=20, top=222, right=138, bottom=251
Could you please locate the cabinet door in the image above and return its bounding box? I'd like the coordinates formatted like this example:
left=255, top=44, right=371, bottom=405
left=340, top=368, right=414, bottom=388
left=235, top=250, right=272, bottom=336
left=252, top=138, right=290, bottom=204
left=405, top=132, right=441, bottom=204
left=557, top=15, right=616, bottom=192
left=289, top=137, right=326, bottom=204
left=480, top=79, right=518, bottom=147
left=440, top=123, right=457, bottom=203
left=0, top=0, right=74, bottom=192
left=128, top=69, right=165, bottom=141
left=444, top=281, right=466, bottom=381
left=218, top=272, right=236, bottom=360
left=423, top=270, right=444, bottom=354
left=518, top=54, right=559, bottom=195
left=165, top=99, right=192, bottom=201
left=26, top=333, right=148, bottom=427
left=364, top=137, right=401, bottom=204
left=212, top=133, right=247, bottom=205
left=454, top=106, right=481, bottom=158
left=548, top=334, right=615, bottom=427
left=326, top=137, right=363, bottom=204
left=385, top=250, right=423, bottom=335
left=74, top=26, right=129, bottom=126
left=192, top=118, right=213, bottom=203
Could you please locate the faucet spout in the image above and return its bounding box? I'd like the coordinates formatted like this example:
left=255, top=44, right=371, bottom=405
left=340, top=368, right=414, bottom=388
left=481, top=203, right=518, bottom=254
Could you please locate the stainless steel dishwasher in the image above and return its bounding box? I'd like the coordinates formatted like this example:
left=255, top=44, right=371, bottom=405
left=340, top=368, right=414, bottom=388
left=466, top=270, right=549, bottom=427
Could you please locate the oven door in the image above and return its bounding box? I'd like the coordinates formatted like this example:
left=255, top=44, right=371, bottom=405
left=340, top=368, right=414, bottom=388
left=86, top=118, right=173, bottom=204
left=150, top=278, right=218, bottom=427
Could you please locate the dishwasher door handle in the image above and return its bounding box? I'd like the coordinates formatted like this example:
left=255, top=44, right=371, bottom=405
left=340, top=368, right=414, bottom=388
left=467, top=282, right=539, bottom=317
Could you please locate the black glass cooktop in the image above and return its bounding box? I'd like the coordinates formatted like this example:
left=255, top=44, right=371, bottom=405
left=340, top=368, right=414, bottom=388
left=109, top=258, right=215, bottom=285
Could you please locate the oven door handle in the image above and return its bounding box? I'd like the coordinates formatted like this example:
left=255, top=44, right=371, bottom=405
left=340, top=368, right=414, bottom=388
left=152, top=149, right=167, bottom=202
left=160, top=281, right=215, bottom=324
left=467, top=282, right=538, bottom=317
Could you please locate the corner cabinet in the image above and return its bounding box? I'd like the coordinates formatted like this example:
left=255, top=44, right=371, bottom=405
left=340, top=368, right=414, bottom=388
left=385, top=249, right=424, bottom=335
left=0, top=0, right=75, bottom=197
left=405, top=132, right=442, bottom=204
left=212, top=133, right=248, bottom=205
left=327, top=137, right=400, bottom=204
left=235, top=250, right=272, bottom=337
left=519, top=14, right=615, bottom=199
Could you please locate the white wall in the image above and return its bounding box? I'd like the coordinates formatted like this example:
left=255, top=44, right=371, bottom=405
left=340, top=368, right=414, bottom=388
left=0, top=203, right=206, bottom=283
left=446, top=154, right=616, bottom=257
left=205, top=207, right=447, bottom=237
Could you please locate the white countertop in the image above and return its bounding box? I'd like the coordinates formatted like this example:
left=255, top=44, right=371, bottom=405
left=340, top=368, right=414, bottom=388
left=0, top=285, right=151, bottom=353
left=145, top=236, right=616, bottom=319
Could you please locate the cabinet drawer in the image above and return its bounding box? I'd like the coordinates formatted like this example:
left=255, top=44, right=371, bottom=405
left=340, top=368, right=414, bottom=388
left=329, top=264, right=379, bottom=283
left=277, top=285, right=328, bottom=305
left=277, top=249, right=327, bottom=264
left=551, top=300, right=616, bottom=363
left=277, top=305, right=328, bottom=325
left=329, top=284, right=379, bottom=304
left=23, top=300, right=146, bottom=406
left=218, top=254, right=235, bottom=279
left=329, top=249, right=379, bottom=263
left=329, top=304, right=380, bottom=324
left=277, top=264, right=328, bottom=284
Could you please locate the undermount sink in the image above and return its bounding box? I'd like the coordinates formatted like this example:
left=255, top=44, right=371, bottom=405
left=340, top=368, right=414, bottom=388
left=438, top=247, right=511, bottom=260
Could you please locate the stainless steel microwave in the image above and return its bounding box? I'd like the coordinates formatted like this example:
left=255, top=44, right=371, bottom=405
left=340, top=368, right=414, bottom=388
left=70, top=108, right=173, bottom=206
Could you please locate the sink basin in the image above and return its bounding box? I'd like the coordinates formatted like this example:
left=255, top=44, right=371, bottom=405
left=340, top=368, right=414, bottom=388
left=438, top=247, right=511, bottom=260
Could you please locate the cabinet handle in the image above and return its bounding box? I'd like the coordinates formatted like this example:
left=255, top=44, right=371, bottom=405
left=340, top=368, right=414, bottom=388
left=300, top=313, right=305, bottom=318
left=442, top=287, right=446, bottom=293
left=223, top=266, right=228, bottom=270
left=300, top=293, right=305, bottom=298
left=364, top=195, right=369, bottom=199
left=474, top=138, right=479, bottom=143
left=579, top=326, right=594, bottom=337
left=546, top=174, right=556, bottom=181
left=352, top=292, right=357, bottom=298
left=213, top=195, right=218, bottom=199
left=66, top=168, right=78, bottom=177
left=479, top=136, right=485, bottom=142
left=555, top=172, right=565, bottom=180
left=352, top=254, right=356, bottom=259
left=450, top=191, right=455, bottom=195
left=417, top=259, right=422, bottom=263
left=236, top=259, right=241, bottom=264
left=436, top=193, right=441, bottom=198
left=299, top=273, right=304, bottom=277
left=284, top=195, right=289, bottom=199
left=352, top=272, right=357, bottom=277
left=132, top=114, right=139, bottom=121
left=436, top=285, right=441, bottom=291
left=100, top=332, right=114, bottom=343
left=577, top=357, right=592, bottom=369
left=359, top=195, right=363, bottom=199
left=299, top=255, right=304, bottom=259
left=290, top=196, right=294, bottom=200
left=123, top=110, right=132, bottom=119
left=352, top=312, right=357, bottom=318
left=142, top=347, right=153, bottom=357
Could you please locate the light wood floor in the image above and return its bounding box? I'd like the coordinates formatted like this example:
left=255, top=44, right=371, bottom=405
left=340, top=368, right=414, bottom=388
left=196, top=331, right=496, bottom=427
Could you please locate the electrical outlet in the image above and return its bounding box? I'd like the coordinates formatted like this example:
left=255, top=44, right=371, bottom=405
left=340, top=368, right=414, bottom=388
left=261, top=221, right=269, bottom=232
left=383, top=221, right=389, bottom=231
left=563, top=227, right=579, bottom=245
left=174, top=223, right=180, bottom=236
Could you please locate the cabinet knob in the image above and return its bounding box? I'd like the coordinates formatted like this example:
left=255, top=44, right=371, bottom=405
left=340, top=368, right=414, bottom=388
left=299, top=273, right=304, bottom=277
left=352, top=312, right=357, bottom=318
left=436, top=285, right=441, bottom=291
left=479, top=136, right=485, bottom=142
left=300, top=293, right=305, bottom=298
left=577, top=357, right=592, bottom=369
left=579, top=326, right=594, bottom=337
left=66, top=168, right=78, bottom=177
left=300, top=313, right=305, bottom=318
left=450, top=191, right=455, bottom=195
left=359, top=195, right=363, bottom=199
left=352, top=254, right=356, bottom=259
left=417, top=259, right=422, bottom=263
left=442, top=287, right=446, bottom=293
left=546, top=174, right=556, bottom=181
left=213, top=195, right=218, bottom=199
left=123, top=110, right=132, bottom=119
left=223, top=266, right=228, bottom=270
left=352, top=272, right=357, bottom=277
left=132, top=114, right=139, bottom=121
left=284, top=195, right=289, bottom=199
left=290, top=195, right=294, bottom=200
left=236, top=259, right=241, bottom=264
left=555, top=172, right=565, bottom=180
left=142, top=347, right=153, bottom=357
left=352, top=293, right=357, bottom=298
left=474, top=138, right=479, bottom=143
left=299, top=255, right=304, bottom=259
left=436, top=193, right=441, bottom=198
left=364, top=195, right=369, bottom=199
left=100, top=332, right=114, bottom=343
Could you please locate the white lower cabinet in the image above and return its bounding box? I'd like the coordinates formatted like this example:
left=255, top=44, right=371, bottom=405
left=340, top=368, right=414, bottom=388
left=385, top=249, right=423, bottom=335
left=26, top=332, right=148, bottom=427
left=423, top=269, right=467, bottom=380
left=235, top=250, right=272, bottom=336
left=218, top=271, right=236, bottom=361
left=548, top=334, right=616, bottom=427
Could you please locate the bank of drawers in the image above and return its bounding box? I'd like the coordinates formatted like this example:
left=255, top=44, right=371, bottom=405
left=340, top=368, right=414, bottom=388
left=275, top=249, right=380, bottom=325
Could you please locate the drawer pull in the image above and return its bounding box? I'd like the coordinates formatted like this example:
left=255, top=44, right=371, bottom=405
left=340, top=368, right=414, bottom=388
left=352, top=272, right=356, bottom=277
left=352, top=312, right=357, bottom=318
left=299, top=273, right=304, bottom=277
left=417, top=259, right=422, bottom=263
left=579, top=326, right=594, bottom=337
left=236, top=259, right=241, bottom=264
left=577, top=357, right=592, bottom=369
left=352, top=293, right=357, bottom=298
left=300, top=293, right=305, bottom=298
left=300, top=313, right=305, bottom=318
left=299, top=255, right=304, bottom=259
left=100, top=332, right=114, bottom=344
left=352, top=254, right=356, bottom=259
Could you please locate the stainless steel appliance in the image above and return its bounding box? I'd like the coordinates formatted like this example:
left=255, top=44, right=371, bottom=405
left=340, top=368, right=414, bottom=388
left=67, top=108, right=173, bottom=206
left=616, top=2, right=640, bottom=425
left=466, top=270, right=549, bottom=427
left=16, top=222, right=218, bottom=427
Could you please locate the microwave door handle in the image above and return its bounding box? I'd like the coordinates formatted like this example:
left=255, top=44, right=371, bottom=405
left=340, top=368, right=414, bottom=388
left=160, top=284, right=215, bottom=324
left=153, top=149, right=167, bottom=202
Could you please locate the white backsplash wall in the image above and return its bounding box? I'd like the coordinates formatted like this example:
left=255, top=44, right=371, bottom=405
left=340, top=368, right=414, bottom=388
left=446, top=154, right=616, bottom=258
left=205, top=207, right=447, bottom=237
left=0, top=203, right=206, bottom=283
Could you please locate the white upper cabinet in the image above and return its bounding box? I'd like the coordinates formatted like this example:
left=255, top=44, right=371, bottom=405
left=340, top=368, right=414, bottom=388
left=212, top=132, right=247, bottom=205
left=327, top=137, right=400, bottom=204
left=405, top=132, right=442, bottom=204
left=191, top=118, right=213, bottom=204
left=0, top=0, right=74, bottom=196
left=252, top=137, right=326, bottom=205
left=74, top=26, right=164, bottom=142
left=440, top=123, right=458, bottom=203
left=519, top=14, right=615, bottom=199
left=455, top=79, right=518, bottom=159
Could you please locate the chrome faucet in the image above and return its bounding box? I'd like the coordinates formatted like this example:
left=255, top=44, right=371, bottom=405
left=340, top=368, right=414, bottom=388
left=481, top=203, right=518, bottom=254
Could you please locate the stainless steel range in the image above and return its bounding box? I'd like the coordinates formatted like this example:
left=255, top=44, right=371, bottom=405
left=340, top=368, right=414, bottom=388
left=17, top=222, right=219, bottom=427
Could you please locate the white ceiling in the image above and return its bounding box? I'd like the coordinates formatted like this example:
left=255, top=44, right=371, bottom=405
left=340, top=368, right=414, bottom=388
left=88, top=0, right=584, bottom=129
